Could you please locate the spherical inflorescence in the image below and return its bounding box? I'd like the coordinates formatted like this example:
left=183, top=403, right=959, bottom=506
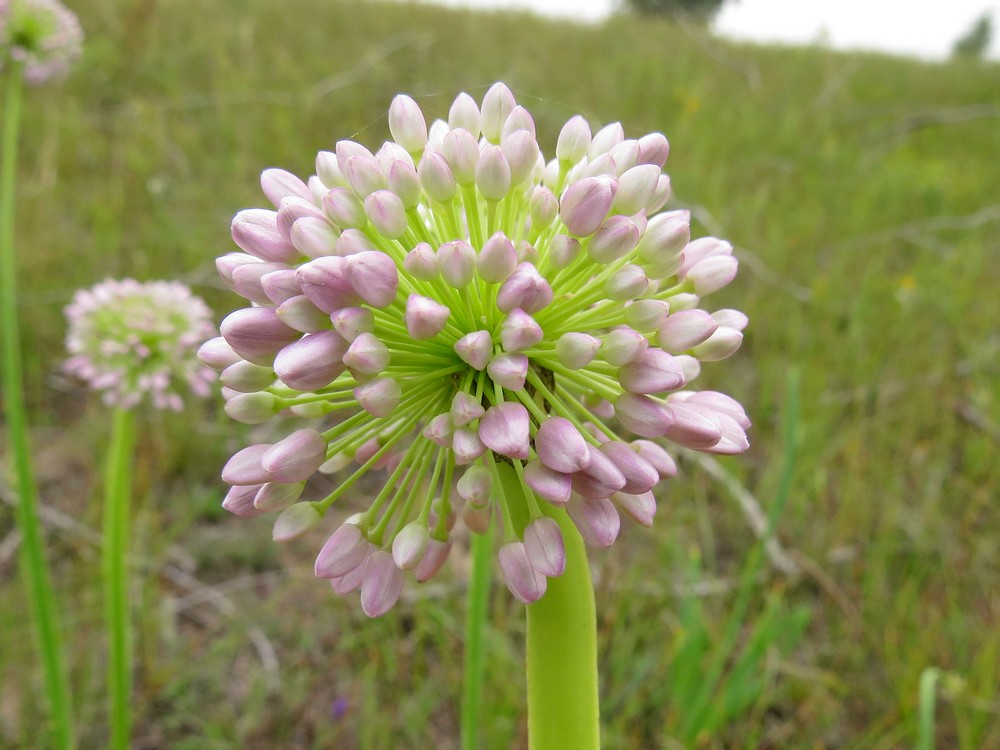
left=0, top=0, right=82, bottom=84
left=64, top=278, right=217, bottom=411
left=206, top=83, right=750, bottom=616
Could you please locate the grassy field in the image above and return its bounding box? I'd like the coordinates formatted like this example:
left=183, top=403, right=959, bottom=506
left=2, top=0, right=999, bottom=747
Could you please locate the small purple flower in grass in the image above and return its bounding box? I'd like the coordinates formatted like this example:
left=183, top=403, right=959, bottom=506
left=210, top=83, right=749, bottom=615
left=0, top=0, right=83, bottom=84
left=63, top=279, right=215, bottom=410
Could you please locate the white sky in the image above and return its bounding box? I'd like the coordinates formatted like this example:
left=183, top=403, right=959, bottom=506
left=426, top=0, right=1000, bottom=60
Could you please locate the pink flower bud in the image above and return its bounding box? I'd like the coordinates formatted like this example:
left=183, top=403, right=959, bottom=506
left=631, top=440, right=678, bottom=478
left=658, top=309, right=719, bottom=352
left=477, top=232, right=518, bottom=283
left=479, top=403, right=530, bottom=460
left=614, top=164, right=661, bottom=216
left=329, top=549, right=371, bottom=594
left=405, top=294, right=450, bottom=339
left=225, top=260, right=283, bottom=305
left=637, top=210, right=689, bottom=268
left=557, top=115, right=592, bottom=163
left=604, top=265, right=649, bottom=301
left=501, top=105, right=536, bottom=139
left=272, top=503, right=322, bottom=542
left=587, top=215, right=640, bottom=263
left=602, top=327, right=648, bottom=366
left=480, top=82, right=517, bottom=144
left=386, top=159, right=422, bottom=210
left=344, top=155, right=386, bottom=198
left=438, top=240, right=477, bottom=288
left=609, top=139, right=639, bottom=174
left=678, top=237, right=733, bottom=277
left=231, top=209, right=299, bottom=264
left=501, top=130, right=540, bottom=186
left=496, top=264, right=553, bottom=314
left=322, top=187, right=367, bottom=229
left=354, top=377, right=402, bottom=418
left=663, top=401, right=723, bottom=450
left=392, top=522, right=430, bottom=570
left=222, top=444, right=272, bottom=486
left=476, top=144, right=512, bottom=201
left=404, top=242, right=440, bottom=281
left=261, top=168, right=313, bottom=207
left=581, top=153, right=618, bottom=179
left=528, top=187, right=558, bottom=229
left=295, top=256, right=361, bottom=313
left=345, top=251, right=399, bottom=308
left=560, top=176, right=618, bottom=237
left=261, top=429, right=327, bottom=483
left=316, top=150, right=344, bottom=187
left=588, top=122, right=625, bottom=158
left=449, top=92, right=481, bottom=135
left=442, top=128, right=480, bottom=185
left=614, top=393, right=673, bottom=438
left=613, top=490, right=656, bottom=527
left=315, top=523, right=370, bottom=579
left=524, top=517, right=566, bottom=577
left=330, top=306, right=374, bottom=342
left=221, top=307, right=300, bottom=366
left=535, top=417, right=591, bottom=473
left=457, top=465, right=492, bottom=505
left=343, top=333, right=389, bottom=375
left=414, top=538, right=452, bottom=582
left=500, top=309, right=543, bottom=352
left=498, top=542, right=547, bottom=604
left=675, top=354, right=701, bottom=382
left=222, top=484, right=268, bottom=517
left=254, top=481, right=305, bottom=512
left=259, top=268, right=302, bottom=305
left=567, top=495, right=620, bottom=548
left=423, top=413, right=454, bottom=447
left=335, top=140, right=376, bottom=176
left=648, top=174, right=672, bottom=212
left=463, top=502, right=492, bottom=534
left=637, top=132, right=670, bottom=168
left=523, top=461, right=572, bottom=505
left=454, top=330, right=493, bottom=370
left=572, top=444, right=626, bottom=499
left=363, top=190, right=407, bottom=239
left=549, top=235, right=581, bottom=270
left=273, top=331, right=348, bottom=391
left=711, top=308, right=748, bottom=331
left=691, top=327, right=743, bottom=361
left=684, top=391, right=751, bottom=429
left=687, top=255, right=738, bottom=295
left=198, top=336, right=241, bottom=371
left=288, top=216, right=336, bottom=259
left=361, top=551, right=404, bottom=617
left=702, top=411, right=750, bottom=455
left=619, top=348, right=686, bottom=394
left=225, top=392, right=280, bottom=424
left=418, top=150, right=458, bottom=202
left=276, top=295, right=328, bottom=333
left=451, top=391, right=486, bottom=426
left=452, top=426, right=487, bottom=464
left=485, top=351, right=527, bottom=389
left=555, top=332, right=601, bottom=369
left=600, top=441, right=658, bottom=495
left=220, top=360, right=274, bottom=393
left=388, top=94, right=428, bottom=153
left=624, top=299, right=668, bottom=331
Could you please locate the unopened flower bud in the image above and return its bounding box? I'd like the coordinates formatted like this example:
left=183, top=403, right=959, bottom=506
left=480, top=82, right=517, bottom=144
left=500, top=309, right=543, bottom=352
left=315, top=523, right=370, bottom=579
left=354, top=377, right=402, bottom=418
left=323, top=188, right=367, bottom=229
left=549, top=235, right=581, bottom=270
left=388, top=94, right=428, bottom=153
left=523, top=461, right=572, bottom=505
left=524, top=517, right=566, bottom=577
left=404, top=242, right=440, bottom=281
left=457, top=465, right=492, bottom=505
left=254, top=481, right=305, bottom=512
left=452, top=426, right=487, bottom=464
left=658, top=309, right=719, bottom=352
left=560, top=176, right=618, bottom=237
left=392, top=522, right=430, bottom=570
left=361, top=551, right=404, bottom=618
left=451, top=392, right=486, bottom=426
left=528, top=187, right=558, bottom=230
left=221, top=307, right=300, bottom=366
left=567, top=495, right=620, bottom=548
left=272, top=503, right=322, bottom=542
left=418, top=150, right=458, bottom=203
left=604, top=265, right=649, bottom=301
left=438, top=240, right=477, bottom=288
left=687, top=255, right=739, bottom=295
left=343, top=333, right=390, bottom=375
left=364, top=190, right=408, bottom=239
left=536, top=417, right=591, bottom=473
left=405, top=294, right=451, bottom=339
left=478, top=232, right=518, bottom=283
left=588, top=122, right=625, bottom=159
left=221, top=360, right=274, bottom=393
left=476, top=145, right=512, bottom=201
left=442, top=128, right=480, bottom=185
left=555, top=332, right=600, bottom=369
left=449, top=92, right=481, bottom=136
left=222, top=444, right=272, bottom=486
left=498, top=542, right=547, bottom=604
left=486, top=352, right=529, bottom=390
left=624, top=299, right=668, bottom=331
left=231, top=209, right=299, bottom=264
left=273, top=330, right=348, bottom=391
left=614, top=164, right=661, bottom=216
left=479, top=403, right=530, bottom=460
left=262, top=429, right=327, bottom=483
left=557, top=115, right=593, bottom=164
left=454, top=330, right=493, bottom=370
left=691, top=326, right=743, bottom=361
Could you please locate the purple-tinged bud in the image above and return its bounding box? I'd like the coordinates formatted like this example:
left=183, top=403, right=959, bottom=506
left=476, top=145, right=512, bottom=201
left=442, top=128, right=480, bottom=185
left=438, top=240, right=477, bottom=288
left=637, top=132, right=670, bottom=168
left=376, top=142, right=414, bottom=172
left=648, top=174, right=672, bottom=212
left=222, top=484, right=267, bottom=517
left=665, top=293, right=700, bottom=312
left=613, top=490, right=656, bottom=526
left=464, top=502, right=492, bottom=534
left=315, top=523, right=370, bottom=579
left=480, top=82, right=517, bottom=144
left=405, top=294, right=450, bottom=339
left=637, top=210, right=689, bottom=265
left=501, top=105, right=536, bottom=139
left=423, top=413, right=454, bottom=447
left=588, top=122, right=625, bottom=159
left=587, top=215, right=640, bottom=264
left=277, top=197, right=326, bottom=241
left=556, top=332, right=601, bottom=369
left=403, top=243, right=440, bottom=281
left=457, top=465, right=492, bottom=505
left=320, top=453, right=352, bottom=475
left=221, top=361, right=274, bottom=393
left=619, top=348, right=686, bottom=394
left=528, top=187, right=558, bottom=229
left=388, top=94, right=428, bottom=153
left=615, top=393, right=673, bottom=438
left=604, top=265, right=649, bottom=301
left=479, top=403, right=530, bottom=460
left=684, top=391, right=751, bottom=429
left=259, top=268, right=301, bottom=305
left=692, top=326, right=743, bottom=361
left=296, top=256, right=361, bottom=313
left=261, top=168, right=313, bottom=207
left=387, top=159, right=422, bottom=209
left=600, top=441, right=658, bottom=494
left=500, top=309, right=543, bottom=352
left=549, top=235, right=581, bottom=270
left=329, top=550, right=370, bottom=594
left=316, top=151, right=344, bottom=187
left=452, top=427, right=487, bottom=464
left=414, top=539, right=452, bottom=582
left=273, top=331, right=348, bottom=391
left=602, top=327, right=648, bottom=366
left=354, top=377, right=401, bottom=418
left=516, top=240, right=539, bottom=265
left=486, top=352, right=529, bottom=390
left=502, top=130, right=540, bottom=186
left=276, top=295, right=328, bottom=333
left=674, top=354, right=701, bottom=383
left=198, top=336, right=241, bottom=371
left=418, top=150, right=458, bottom=202
left=614, top=164, right=661, bottom=216
left=262, top=429, right=327, bottom=483
left=663, top=401, right=723, bottom=450
left=346, top=251, right=399, bottom=308
left=536, top=417, right=591, bottom=473
left=363, top=191, right=407, bottom=239
left=225, top=392, right=280, bottom=424
left=498, top=542, right=547, bottom=604
left=658, top=309, right=718, bottom=352
left=449, top=92, right=481, bottom=135
left=524, top=517, right=566, bottom=577
left=557, top=115, right=593, bottom=163
left=344, top=155, right=386, bottom=198
left=343, top=333, right=390, bottom=375
left=631, top=440, right=678, bottom=478
left=523, top=461, right=572, bottom=505
left=254, top=481, right=305, bottom=512
left=678, top=237, right=733, bottom=277
left=454, top=330, right=492, bottom=370
left=361, top=551, right=404, bottom=618
left=222, top=444, right=272, bottom=486
left=231, top=209, right=299, bottom=264
left=623, top=299, right=667, bottom=332
left=392, top=522, right=430, bottom=571
left=322, top=188, right=367, bottom=229
left=560, top=176, right=618, bottom=237
left=289, top=216, right=337, bottom=259
left=496, top=264, right=553, bottom=314
left=451, top=392, right=486, bottom=426
left=711, top=308, right=748, bottom=331
left=330, top=307, right=374, bottom=342
left=221, top=308, right=300, bottom=366
left=272, top=503, right=322, bottom=542
left=572, top=444, right=626, bottom=499
left=335, top=140, right=377, bottom=176
left=478, top=232, right=518, bottom=283
left=580, top=153, right=618, bottom=179
left=687, top=255, right=738, bottom=295
left=567, top=495, right=621, bottom=548
left=609, top=139, right=640, bottom=174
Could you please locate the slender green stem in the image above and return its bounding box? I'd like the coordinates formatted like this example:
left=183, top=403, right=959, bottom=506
left=0, top=62, right=76, bottom=750
left=460, top=521, right=494, bottom=750
left=103, top=407, right=136, bottom=750
left=499, top=464, right=601, bottom=750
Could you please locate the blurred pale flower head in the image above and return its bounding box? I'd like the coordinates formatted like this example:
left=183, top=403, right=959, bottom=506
left=0, top=0, right=82, bottom=84
left=64, top=278, right=217, bottom=411
left=207, top=83, right=750, bottom=616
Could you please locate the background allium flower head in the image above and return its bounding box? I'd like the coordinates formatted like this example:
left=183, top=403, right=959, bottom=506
left=209, top=83, right=750, bottom=617
left=0, top=0, right=82, bottom=84
left=64, top=278, right=216, bottom=411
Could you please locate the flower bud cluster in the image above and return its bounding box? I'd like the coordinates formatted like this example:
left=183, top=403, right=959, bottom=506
left=0, top=0, right=83, bottom=84
left=64, top=279, right=216, bottom=410
left=209, top=83, right=749, bottom=616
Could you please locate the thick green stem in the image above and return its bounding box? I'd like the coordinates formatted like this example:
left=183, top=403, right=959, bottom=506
left=0, top=63, right=77, bottom=750
left=103, top=407, right=136, bottom=750
left=499, top=464, right=601, bottom=750
left=460, top=521, right=494, bottom=750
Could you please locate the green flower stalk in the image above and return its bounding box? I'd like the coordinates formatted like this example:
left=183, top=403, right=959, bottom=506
left=207, top=83, right=749, bottom=748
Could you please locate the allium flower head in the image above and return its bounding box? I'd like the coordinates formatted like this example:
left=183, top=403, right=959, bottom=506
left=64, top=278, right=216, bottom=410
left=209, top=83, right=750, bottom=616
left=0, top=0, right=82, bottom=84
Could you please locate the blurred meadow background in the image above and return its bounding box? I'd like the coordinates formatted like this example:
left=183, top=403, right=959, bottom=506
left=2, top=0, right=999, bottom=747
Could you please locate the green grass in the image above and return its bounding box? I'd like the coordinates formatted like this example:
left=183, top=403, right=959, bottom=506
left=2, top=0, right=999, bottom=747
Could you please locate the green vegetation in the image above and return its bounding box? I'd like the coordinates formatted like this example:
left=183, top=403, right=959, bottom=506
left=2, top=0, right=998, bottom=747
